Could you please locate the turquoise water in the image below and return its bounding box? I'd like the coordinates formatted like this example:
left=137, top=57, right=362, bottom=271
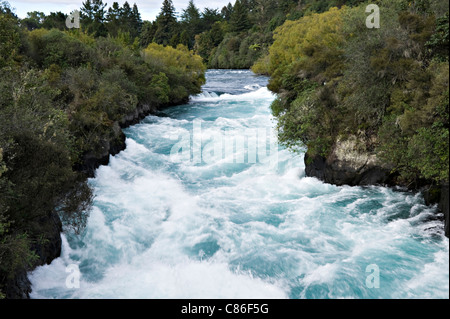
left=29, top=70, right=449, bottom=299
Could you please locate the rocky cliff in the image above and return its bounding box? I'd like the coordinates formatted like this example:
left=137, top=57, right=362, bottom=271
left=74, top=102, right=162, bottom=178
left=305, top=136, right=398, bottom=186
left=74, top=101, right=185, bottom=178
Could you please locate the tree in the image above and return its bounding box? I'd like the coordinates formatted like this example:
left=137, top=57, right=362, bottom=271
left=221, top=3, right=233, bottom=21
left=119, top=2, right=133, bottom=36
left=80, top=0, right=107, bottom=37
left=181, top=0, right=200, bottom=24
left=201, top=7, right=223, bottom=30
left=252, top=0, right=278, bottom=30
left=181, top=0, right=202, bottom=49
left=106, top=2, right=122, bottom=36
left=139, top=20, right=157, bottom=47
left=117, top=2, right=142, bottom=39
left=153, top=0, right=179, bottom=46
left=426, top=13, right=449, bottom=62
left=41, top=12, right=67, bottom=30
left=0, top=4, right=20, bottom=68
left=0, top=1, right=14, bottom=15
left=105, top=2, right=142, bottom=40
left=1, top=3, right=208, bottom=296
left=230, top=0, right=251, bottom=33
left=21, top=11, right=45, bottom=30
left=130, top=3, right=143, bottom=38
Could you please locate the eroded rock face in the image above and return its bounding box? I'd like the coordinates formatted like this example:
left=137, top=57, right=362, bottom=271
left=75, top=127, right=127, bottom=178
left=305, top=136, right=396, bottom=187
left=439, top=183, right=449, bottom=237
left=5, top=270, right=31, bottom=299
left=74, top=103, right=165, bottom=178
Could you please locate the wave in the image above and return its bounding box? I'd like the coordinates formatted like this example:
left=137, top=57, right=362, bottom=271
left=191, top=91, right=219, bottom=100
left=191, top=87, right=274, bottom=102
left=244, top=84, right=262, bottom=91
left=207, top=69, right=254, bottom=74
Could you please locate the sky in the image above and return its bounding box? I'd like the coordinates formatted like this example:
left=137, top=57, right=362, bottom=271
left=7, top=0, right=231, bottom=21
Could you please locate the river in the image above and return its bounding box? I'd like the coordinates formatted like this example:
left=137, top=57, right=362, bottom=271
left=29, top=69, right=449, bottom=299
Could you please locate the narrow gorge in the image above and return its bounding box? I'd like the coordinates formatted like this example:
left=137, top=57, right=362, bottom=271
left=28, top=70, right=449, bottom=299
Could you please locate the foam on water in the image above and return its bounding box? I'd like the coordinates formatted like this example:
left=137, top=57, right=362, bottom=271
left=191, top=87, right=274, bottom=102
left=29, top=70, right=449, bottom=299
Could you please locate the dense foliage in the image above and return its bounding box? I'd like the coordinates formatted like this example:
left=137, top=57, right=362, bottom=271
left=8, top=0, right=372, bottom=70
left=0, top=1, right=205, bottom=297
left=254, top=0, right=449, bottom=186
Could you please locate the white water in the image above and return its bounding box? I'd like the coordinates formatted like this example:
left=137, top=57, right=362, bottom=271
left=29, top=70, right=449, bottom=299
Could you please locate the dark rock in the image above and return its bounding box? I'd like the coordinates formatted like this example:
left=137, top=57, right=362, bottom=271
left=422, top=184, right=442, bottom=206
left=74, top=102, right=168, bottom=178
left=5, top=270, right=31, bottom=299
left=5, top=210, right=62, bottom=299
left=439, top=183, right=449, bottom=237
left=304, top=152, right=327, bottom=182
left=422, top=183, right=449, bottom=238
left=31, top=211, right=63, bottom=265
left=74, top=127, right=127, bottom=178
left=304, top=151, right=396, bottom=187
left=119, top=103, right=156, bottom=128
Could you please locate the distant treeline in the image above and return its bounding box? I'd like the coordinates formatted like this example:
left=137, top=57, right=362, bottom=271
left=15, top=0, right=368, bottom=69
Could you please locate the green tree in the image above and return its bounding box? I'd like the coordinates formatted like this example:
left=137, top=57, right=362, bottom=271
left=194, top=21, right=227, bottom=62
left=230, top=0, right=251, bottom=33
left=80, top=0, right=108, bottom=37
left=181, top=0, right=202, bottom=49
left=426, top=13, right=449, bottom=61
left=1, top=2, right=208, bottom=296
left=0, top=3, right=20, bottom=68
left=0, top=66, right=93, bottom=295
left=117, top=2, right=142, bottom=40
left=21, top=11, right=45, bottom=30
left=257, top=0, right=449, bottom=185
left=221, top=3, right=233, bottom=21
left=252, top=0, right=278, bottom=30
left=131, top=3, right=143, bottom=38
left=153, top=0, right=179, bottom=46
left=139, top=20, right=157, bottom=47
left=106, top=2, right=122, bottom=36
left=41, top=12, right=67, bottom=30
left=201, top=7, right=223, bottom=30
